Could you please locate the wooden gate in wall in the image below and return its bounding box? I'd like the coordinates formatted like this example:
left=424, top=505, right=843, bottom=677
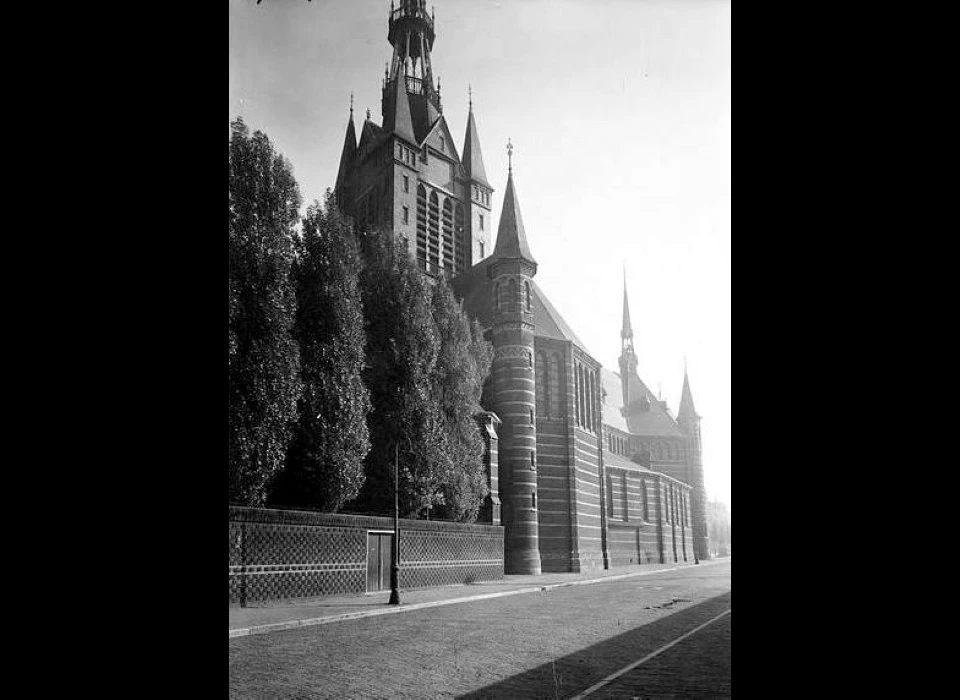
left=366, top=531, right=394, bottom=593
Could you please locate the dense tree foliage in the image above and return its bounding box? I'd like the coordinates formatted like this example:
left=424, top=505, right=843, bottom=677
left=228, top=118, right=303, bottom=505
left=228, top=118, right=493, bottom=518
left=429, top=277, right=493, bottom=522
left=349, top=232, right=493, bottom=521
left=267, top=194, right=372, bottom=511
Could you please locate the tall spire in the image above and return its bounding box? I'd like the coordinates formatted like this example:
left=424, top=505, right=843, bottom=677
left=334, top=96, right=357, bottom=194
left=462, top=92, right=490, bottom=187
left=492, top=142, right=536, bottom=265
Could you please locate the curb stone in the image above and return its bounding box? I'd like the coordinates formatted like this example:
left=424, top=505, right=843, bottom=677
left=229, top=558, right=728, bottom=638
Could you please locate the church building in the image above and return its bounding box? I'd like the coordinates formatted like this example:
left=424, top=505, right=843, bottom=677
left=335, top=0, right=710, bottom=575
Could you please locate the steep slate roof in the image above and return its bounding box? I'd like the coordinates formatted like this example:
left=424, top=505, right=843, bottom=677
left=600, top=369, right=684, bottom=438
left=357, top=118, right=385, bottom=155
left=452, top=259, right=593, bottom=356
left=600, top=369, right=629, bottom=432
left=604, top=449, right=655, bottom=474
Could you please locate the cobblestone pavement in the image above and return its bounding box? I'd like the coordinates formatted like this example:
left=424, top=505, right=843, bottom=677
left=229, top=560, right=731, bottom=699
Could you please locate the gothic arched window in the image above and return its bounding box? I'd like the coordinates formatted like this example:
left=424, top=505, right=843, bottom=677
left=508, top=278, right=518, bottom=309
left=549, top=352, right=563, bottom=417
left=641, top=480, right=649, bottom=521
left=494, top=282, right=501, bottom=311
left=525, top=281, right=531, bottom=310
left=536, top=350, right=548, bottom=417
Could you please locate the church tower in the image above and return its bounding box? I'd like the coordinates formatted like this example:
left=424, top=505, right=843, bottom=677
left=333, top=1, right=493, bottom=278
left=488, top=143, right=541, bottom=575
left=677, top=365, right=710, bottom=561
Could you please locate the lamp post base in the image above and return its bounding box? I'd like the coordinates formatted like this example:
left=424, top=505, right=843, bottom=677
left=388, top=563, right=401, bottom=605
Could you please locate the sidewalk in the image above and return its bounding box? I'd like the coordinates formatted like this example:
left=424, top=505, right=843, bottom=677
left=229, top=558, right=728, bottom=638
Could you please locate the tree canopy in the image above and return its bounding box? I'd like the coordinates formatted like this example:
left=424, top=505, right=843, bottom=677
left=267, top=193, right=371, bottom=512
left=349, top=232, right=493, bottom=521
left=229, top=118, right=303, bottom=505
left=228, top=117, right=494, bottom=520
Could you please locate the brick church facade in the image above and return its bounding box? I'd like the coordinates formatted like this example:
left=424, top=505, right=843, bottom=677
left=335, top=1, right=710, bottom=575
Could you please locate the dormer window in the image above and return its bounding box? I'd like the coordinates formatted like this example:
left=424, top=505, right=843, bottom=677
left=439, top=135, right=445, bottom=151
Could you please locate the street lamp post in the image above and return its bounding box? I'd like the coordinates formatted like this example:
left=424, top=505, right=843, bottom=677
left=388, top=440, right=401, bottom=605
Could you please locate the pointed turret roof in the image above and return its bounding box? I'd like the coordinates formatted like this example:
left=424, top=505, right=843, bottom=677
left=622, top=274, right=633, bottom=339
left=334, top=107, right=357, bottom=193
left=462, top=102, right=490, bottom=187
left=492, top=169, right=536, bottom=265
left=678, top=367, right=699, bottom=423
left=383, top=76, right=416, bottom=144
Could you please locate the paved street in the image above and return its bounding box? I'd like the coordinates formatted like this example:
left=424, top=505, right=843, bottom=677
left=229, top=559, right=731, bottom=699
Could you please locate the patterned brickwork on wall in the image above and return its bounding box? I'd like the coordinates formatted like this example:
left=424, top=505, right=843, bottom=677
left=400, top=527, right=505, bottom=589
left=229, top=507, right=504, bottom=605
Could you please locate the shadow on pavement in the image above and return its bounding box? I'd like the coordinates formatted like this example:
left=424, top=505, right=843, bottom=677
left=457, top=592, right=731, bottom=700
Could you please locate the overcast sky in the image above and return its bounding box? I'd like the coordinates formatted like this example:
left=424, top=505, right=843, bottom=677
left=230, top=0, right=731, bottom=513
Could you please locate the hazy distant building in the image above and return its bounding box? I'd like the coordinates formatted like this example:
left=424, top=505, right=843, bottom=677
left=335, top=0, right=709, bottom=574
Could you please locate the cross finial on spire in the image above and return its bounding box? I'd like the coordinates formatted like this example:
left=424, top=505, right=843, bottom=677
left=366, top=107, right=371, bottom=121
left=468, top=83, right=472, bottom=111
left=349, top=92, right=354, bottom=117
left=507, top=138, right=513, bottom=174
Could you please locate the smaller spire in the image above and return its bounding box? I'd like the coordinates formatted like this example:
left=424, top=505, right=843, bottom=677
left=491, top=144, right=536, bottom=266
left=622, top=267, right=633, bottom=340
left=678, top=363, right=699, bottom=424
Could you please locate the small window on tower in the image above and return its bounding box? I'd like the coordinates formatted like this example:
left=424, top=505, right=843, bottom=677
left=402, top=206, right=409, bottom=224
left=403, top=175, right=409, bottom=193
left=439, top=135, right=445, bottom=151
left=479, top=214, right=484, bottom=231
left=479, top=241, right=484, bottom=258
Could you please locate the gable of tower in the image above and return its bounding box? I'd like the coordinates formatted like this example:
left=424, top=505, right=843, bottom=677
left=423, top=116, right=461, bottom=168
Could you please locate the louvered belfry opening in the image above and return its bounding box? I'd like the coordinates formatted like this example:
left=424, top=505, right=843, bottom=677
left=442, top=197, right=454, bottom=275
left=416, top=184, right=428, bottom=270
